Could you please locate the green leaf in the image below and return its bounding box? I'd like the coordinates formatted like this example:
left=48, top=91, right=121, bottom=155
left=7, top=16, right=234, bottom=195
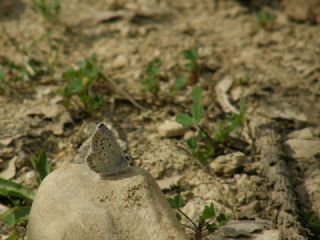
left=214, top=101, right=246, bottom=143
left=62, top=69, right=79, bottom=79
left=0, top=70, right=5, bottom=90
left=192, top=87, right=202, bottom=126
left=0, top=206, right=30, bottom=227
left=198, top=128, right=206, bottom=139
left=145, top=58, right=161, bottom=76
left=193, top=150, right=209, bottom=165
left=0, top=70, right=4, bottom=81
left=183, top=47, right=198, bottom=62
left=173, top=75, right=187, bottom=92
left=62, top=53, right=100, bottom=99
left=63, top=78, right=84, bottom=96
left=142, top=77, right=159, bottom=93
left=192, top=102, right=202, bottom=123
left=0, top=178, right=34, bottom=201
left=176, top=114, right=194, bottom=127
left=191, top=86, right=202, bottom=103
left=214, top=122, right=229, bottom=143
left=176, top=212, right=182, bottom=221
left=31, top=149, right=49, bottom=184
left=216, top=213, right=227, bottom=226
left=186, top=138, right=197, bottom=150
left=6, top=233, right=17, bottom=240
left=183, top=47, right=198, bottom=72
left=80, top=94, right=89, bottom=104
left=238, top=100, right=246, bottom=120
left=32, top=0, right=61, bottom=22
left=168, top=195, right=186, bottom=209
left=85, top=95, right=105, bottom=112
left=205, top=223, right=217, bottom=233
left=188, top=137, right=214, bottom=165
left=257, top=9, right=275, bottom=29
left=142, top=58, right=162, bottom=93
left=89, top=53, right=97, bottom=63
left=201, top=203, right=215, bottom=220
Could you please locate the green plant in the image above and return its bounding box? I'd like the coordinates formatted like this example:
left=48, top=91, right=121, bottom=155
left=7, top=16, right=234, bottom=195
left=141, top=58, right=162, bottom=94
left=176, top=86, right=214, bottom=165
left=257, top=9, right=275, bottom=30
left=176, top=86, right=203, bottom=127
left=31, top=149, right=50, bottom=185
left=140, top=49, right=198, bottom=96
left=183, top=47, right=198, bottom=72
left=0, top=150, right=50, bottom=239
left=214, top=101, right=246, bottom=142
left=1, top=206, right=31, bottom=227
left=0, top=69, right=5, bottom=91
left=62, top=53, right=105, bottom=112
left=176, top=86, right=246, bottom=165
left=168, top=195, right=227, bottom=240
left=176, top=86, right=215, bottom=165
left=171, top=47, right=199, bottom=94
left=0, top=56, right=46, bottom=86
left=186, top=135, right=215, bottom=165
left=0, top=179, right=35, bottom=202
left=0, top=179, right=34, bottom=239
left=32, top=0, right=61, bottom=24
left=303, top=211, right=320, bottom=239
left=172, top=75, right=188, bottom=94
left=183, top=47, right=199, bottom=85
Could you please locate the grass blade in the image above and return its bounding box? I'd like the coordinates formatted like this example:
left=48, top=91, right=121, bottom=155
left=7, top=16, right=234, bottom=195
left=0, top=178, right=35, bottom=201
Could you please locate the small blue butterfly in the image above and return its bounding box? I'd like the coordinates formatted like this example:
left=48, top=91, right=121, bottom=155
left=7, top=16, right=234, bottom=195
left=85, top=123, right=129, bottom=176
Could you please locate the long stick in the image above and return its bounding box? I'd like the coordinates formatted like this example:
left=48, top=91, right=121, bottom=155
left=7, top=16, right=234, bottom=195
left=98, top=69, right=145, bottom=111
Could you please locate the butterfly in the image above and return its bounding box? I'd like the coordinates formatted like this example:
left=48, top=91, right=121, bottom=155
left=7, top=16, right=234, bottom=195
left=85, top=123, right=130, bottom=176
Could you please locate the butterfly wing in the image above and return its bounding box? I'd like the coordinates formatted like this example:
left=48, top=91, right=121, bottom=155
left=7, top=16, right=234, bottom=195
left=86, top=152, right=102, bottom=174
left=86, top=123, right=128, bottom=175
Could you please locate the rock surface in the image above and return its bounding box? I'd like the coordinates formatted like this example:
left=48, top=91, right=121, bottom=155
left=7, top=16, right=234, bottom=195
left=209, top=152, right=245, bottom=177
left=27, top=164, right=186, bottom=240
left=158, top=120, right=187, bottom=138
left=284, top=139, right=320, bottom=160
left=283, top=0, right=320, bottom=23
left=221, top=220, right=279, bottom=240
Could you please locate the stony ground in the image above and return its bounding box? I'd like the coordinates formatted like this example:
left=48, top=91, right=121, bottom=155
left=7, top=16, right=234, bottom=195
left=1, top=0, right=320, bottom=239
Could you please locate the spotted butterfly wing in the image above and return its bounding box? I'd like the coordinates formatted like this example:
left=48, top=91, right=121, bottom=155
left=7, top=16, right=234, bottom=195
left=85, top=123, right=128, bottom=176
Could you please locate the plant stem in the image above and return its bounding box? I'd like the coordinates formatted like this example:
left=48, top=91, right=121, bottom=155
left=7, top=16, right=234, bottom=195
left=176, top=145, right=212, bottom=174
left=194, top=220, right=204, bottom=240
left=180, top=223, right=197, bottom=232
left=177, top=209, right=198, bottom=229
left=196, top=124, right=218, bottom=147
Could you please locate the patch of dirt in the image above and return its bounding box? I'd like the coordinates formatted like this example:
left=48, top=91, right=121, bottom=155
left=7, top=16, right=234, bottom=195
left=1, top=0, right=320, bottom=239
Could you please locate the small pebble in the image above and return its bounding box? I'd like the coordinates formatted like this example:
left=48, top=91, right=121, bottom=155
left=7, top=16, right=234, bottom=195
left=158, top=120, right=187, bottom=138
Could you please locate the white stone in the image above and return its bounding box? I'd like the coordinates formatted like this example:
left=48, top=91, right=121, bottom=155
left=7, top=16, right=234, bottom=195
left=285, top=139, right=320, bottom=159
left=158, top=120, right=187, bottom=138
left=27, top=164, right=186, bottom=240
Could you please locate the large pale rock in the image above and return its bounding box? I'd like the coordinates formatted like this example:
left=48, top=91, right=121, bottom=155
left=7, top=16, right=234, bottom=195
left=27, top=164, right=186, bottom=240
